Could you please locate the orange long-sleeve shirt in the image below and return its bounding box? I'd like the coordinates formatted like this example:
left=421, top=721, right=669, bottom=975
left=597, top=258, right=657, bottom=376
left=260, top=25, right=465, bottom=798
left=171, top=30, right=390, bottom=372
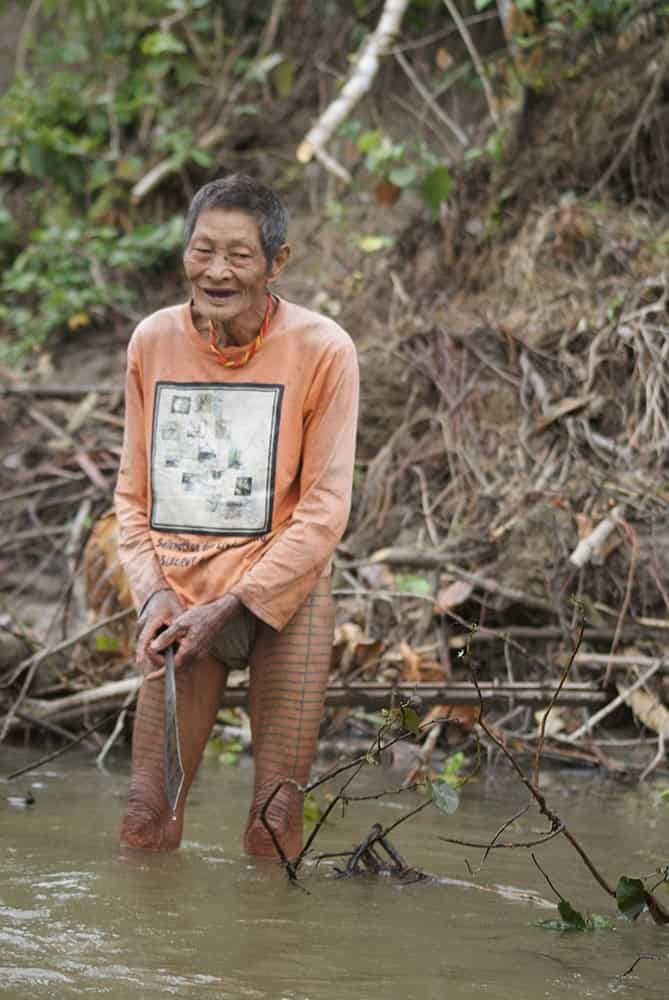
left=114, top=298, right=359, bottom=631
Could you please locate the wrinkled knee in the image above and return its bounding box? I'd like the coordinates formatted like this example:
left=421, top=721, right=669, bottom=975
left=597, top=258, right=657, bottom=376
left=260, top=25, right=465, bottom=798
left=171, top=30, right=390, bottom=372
left=120, top=795, right=182, bottom=851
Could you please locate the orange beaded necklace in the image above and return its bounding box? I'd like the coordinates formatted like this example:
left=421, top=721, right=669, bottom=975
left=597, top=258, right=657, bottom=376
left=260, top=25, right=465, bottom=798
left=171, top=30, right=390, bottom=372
left=208, top=292, right=274, bottom=369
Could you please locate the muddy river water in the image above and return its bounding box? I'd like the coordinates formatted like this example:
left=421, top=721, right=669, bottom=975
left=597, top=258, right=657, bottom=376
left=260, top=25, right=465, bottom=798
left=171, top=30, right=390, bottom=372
left=1, top=746, right=668, bottom=999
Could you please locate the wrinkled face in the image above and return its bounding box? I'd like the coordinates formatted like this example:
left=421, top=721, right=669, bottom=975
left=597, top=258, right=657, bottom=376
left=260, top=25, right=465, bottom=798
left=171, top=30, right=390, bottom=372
left=183, top=208, right=285, bottom=325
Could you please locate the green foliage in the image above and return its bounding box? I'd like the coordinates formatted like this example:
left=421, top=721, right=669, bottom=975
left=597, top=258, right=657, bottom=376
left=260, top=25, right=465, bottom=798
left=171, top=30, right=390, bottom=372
left=387, top=705, right=422, bottom=736
left=0, top=217, right=182, bottom=362
left=204, top=735, right=243, bottom=766
left=355, top=234, right=395, bottom=253
left=616, top=875, right=648, bottom=921
left=432, top=750, right=466, bottom=785
left=420, top=166, right=453, bottom=219
left=615, top=874, right=669, bottom=924
left=474, top=0, right=635, bottom=31
left=395, top=574, right=433, bottom=597
left=0, top=0, right=288, bottom=360
left=538, top=899, right=613, bottom=931
left=303, top=793, right=323, bottom=827
left=343, top=124, right=453, bottom=220
left=431, top=780, right=460, bottom=815
left=94, top=632, right=121, bottom=653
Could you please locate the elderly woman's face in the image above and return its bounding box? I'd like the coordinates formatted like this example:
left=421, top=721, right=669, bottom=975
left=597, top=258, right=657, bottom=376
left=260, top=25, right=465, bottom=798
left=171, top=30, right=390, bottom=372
left=184, top=208, right=284, bottom=325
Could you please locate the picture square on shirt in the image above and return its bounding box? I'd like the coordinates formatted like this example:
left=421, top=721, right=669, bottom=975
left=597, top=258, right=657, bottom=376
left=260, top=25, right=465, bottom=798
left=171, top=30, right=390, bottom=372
left=150, top=381, right=284, bottom=535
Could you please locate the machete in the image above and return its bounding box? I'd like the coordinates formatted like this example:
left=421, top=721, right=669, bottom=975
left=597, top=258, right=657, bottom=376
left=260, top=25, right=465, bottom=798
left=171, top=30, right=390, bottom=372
left=163, top=644, right=184, bottom=816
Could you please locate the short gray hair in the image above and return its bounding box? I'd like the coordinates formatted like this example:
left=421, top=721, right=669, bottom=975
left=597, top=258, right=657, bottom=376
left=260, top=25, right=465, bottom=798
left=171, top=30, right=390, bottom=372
left=183, top=174, right=288, bottom=269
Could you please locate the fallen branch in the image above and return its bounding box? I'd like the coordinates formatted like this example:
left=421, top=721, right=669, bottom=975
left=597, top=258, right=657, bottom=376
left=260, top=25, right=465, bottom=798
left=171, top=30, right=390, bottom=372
left=297, top=0, right=410, bottom=180
left=0, top=609, right=135, bottom=741
left=569, top=505, right=624, bottom=568
left=9, top=680, right=610, bottom=730
left=565, top=661, right=664, bottom=743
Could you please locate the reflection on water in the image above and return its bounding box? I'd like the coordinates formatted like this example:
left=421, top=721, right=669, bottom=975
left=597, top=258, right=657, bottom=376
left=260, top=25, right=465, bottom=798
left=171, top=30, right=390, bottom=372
left=1, top=747, right=668, bottom=999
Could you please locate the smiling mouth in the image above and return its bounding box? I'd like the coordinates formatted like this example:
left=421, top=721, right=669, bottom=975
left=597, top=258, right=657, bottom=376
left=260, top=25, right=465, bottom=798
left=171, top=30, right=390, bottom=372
left=202, top=288, right=238, bottom=302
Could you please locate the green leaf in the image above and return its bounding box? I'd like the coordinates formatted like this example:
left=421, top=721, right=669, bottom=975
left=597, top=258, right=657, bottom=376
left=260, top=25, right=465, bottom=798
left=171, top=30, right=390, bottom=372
left=94, top=632, right=120, bottom=653
left=274, top=59, right=294, bottom=98
left=356, top=234, right=394, bottom=253
left=431, top=780, right=460, bottom=815
left=616, top=876, right=646, bottom=921
left=420, top=165, right=453, bottom=218
left=357, top=129, right=383, bottom=154
left=336, top=119, right=362, bottom=139
left=204, top=737, right=226, bottom=757
left=395, top=573, right=432, bottom=597
left=558, top=900, right=587, bottom=929
left=205, top=737, right=242, bottom=762
left=140, top=31, right=187, bottom=56
left=538, top=909, right=613, bottom=932
left=190, top=148, right=213, bottom=168
left=388, top=165, right=417, bottom=188
left=434, top=751, right=465, bottom=785
left=389, top=706, right=421, bottom=736
left=303, top=793, right=323, bottom=826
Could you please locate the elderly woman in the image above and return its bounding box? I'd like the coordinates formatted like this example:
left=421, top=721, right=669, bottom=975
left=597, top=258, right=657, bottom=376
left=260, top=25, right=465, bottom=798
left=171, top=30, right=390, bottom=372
left=115, top=174, right=359, bottom=858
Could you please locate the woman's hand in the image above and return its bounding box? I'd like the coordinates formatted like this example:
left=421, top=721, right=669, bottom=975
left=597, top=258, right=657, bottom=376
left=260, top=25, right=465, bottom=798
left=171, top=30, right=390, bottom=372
left=136, top=589, right=185, bottom=676
left=148, top=594, right=243, bottom=677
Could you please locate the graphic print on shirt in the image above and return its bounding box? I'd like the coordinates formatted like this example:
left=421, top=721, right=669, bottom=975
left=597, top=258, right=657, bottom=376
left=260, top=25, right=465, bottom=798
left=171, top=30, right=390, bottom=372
left=150, top=381, right=283, bottom=535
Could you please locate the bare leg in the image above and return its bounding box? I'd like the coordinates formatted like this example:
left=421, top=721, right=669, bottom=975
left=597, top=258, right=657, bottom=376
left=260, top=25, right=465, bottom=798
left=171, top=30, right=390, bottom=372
left=120, top=654, right=227, bottom=850
left=244, top=577, right=334, bottom=860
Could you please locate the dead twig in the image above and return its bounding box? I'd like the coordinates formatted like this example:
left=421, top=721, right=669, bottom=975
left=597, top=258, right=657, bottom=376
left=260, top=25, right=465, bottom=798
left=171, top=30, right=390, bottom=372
left=3, top=710, right=121, bottom=781
left=566, top=661, right=664, bottom=744
left=533, top=616, right=585, bottom=785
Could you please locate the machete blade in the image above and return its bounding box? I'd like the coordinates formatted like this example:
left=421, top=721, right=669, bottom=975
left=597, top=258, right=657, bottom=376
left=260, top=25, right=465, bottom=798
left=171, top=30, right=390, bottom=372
left=163, top=644, right=185, bottom=816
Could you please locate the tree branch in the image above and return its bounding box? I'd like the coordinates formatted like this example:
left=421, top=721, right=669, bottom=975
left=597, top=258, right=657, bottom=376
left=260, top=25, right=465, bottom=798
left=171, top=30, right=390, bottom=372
left=297, top=0, right=411, bottom=180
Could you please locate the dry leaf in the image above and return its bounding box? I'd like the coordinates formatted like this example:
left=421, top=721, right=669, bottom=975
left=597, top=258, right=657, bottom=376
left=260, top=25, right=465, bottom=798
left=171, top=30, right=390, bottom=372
left=83, top=511, right=134, bottom=655
left=435, top=46, right=453, bottom=70
left=534, top=706, right=567, bottom=737
left=359, top=562, right=395, bottom=590
left=332, top=622, right=382, bottom=676
left=399, top=641, right=422, bottom=683
left=616, top=680, right=669, bottom=739
left=436, top=579, right=474, bottom=613
left=374, top=179, right=401, bottom=206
